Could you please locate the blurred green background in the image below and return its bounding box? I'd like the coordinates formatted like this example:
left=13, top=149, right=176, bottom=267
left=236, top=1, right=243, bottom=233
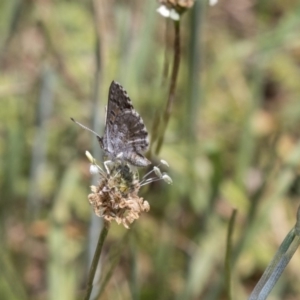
left=1, top=0, right=300, bottom=299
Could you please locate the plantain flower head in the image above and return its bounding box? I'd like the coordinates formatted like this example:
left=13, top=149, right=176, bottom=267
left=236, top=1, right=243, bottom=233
left=157, top=0, right=195, bottom=20
left=86, top=152, right=171, bottom=229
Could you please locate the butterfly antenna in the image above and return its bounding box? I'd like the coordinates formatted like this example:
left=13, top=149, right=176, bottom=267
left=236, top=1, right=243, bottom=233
left=71, top=118, right=101, bottom=138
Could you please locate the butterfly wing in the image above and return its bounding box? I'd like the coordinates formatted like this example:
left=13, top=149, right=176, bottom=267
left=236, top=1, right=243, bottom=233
left=103, top=81, right=150, bottom=166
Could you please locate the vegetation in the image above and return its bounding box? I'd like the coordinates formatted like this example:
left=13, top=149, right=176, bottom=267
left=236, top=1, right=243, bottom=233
left=1, top=0, right=300, bottom=299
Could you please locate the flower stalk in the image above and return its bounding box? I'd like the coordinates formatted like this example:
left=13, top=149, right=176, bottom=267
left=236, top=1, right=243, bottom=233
left=83, top=221, right=110, bottom=300
left=155, top=20, right=181, bottom=155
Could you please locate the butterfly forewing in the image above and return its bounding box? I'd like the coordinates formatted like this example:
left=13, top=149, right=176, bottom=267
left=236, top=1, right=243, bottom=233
left=102, top=81, right=150, bottom=166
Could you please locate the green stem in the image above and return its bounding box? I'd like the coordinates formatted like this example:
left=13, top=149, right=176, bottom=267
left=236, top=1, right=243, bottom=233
left=83, top=221, right=110, bottom=300
left=225, top=209, right=237, bottom=300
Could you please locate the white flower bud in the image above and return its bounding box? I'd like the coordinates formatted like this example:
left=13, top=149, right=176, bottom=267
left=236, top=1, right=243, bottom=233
left=85, top=151, right=94, bottom=163
left=162, top=174, right=173, bottom=184
left=90, top=164, right=98, bottom=175
left=154, top=166, right=162, bottom=178
left=160, top=159, right=169, bottom=167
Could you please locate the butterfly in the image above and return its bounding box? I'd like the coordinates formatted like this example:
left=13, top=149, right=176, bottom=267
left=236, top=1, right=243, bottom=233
left=72, top=81, right=151, bottom=167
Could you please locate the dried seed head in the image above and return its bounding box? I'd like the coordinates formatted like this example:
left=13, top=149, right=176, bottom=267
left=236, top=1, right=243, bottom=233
left=86, top=153, right=172, bottom=228
left=88, top=160, right=149, bottom=229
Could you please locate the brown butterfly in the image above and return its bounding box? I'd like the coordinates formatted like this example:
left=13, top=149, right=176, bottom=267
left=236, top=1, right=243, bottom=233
left=72, top=81, right=150, bottom=167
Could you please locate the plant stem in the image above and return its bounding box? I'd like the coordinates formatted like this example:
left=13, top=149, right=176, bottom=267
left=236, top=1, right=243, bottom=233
left=96, top=230, right=131, bottom=299
left=83, top=221, right=110, bottom=300
left=155, top=20, right=181, bottom=155
left=225, top=209, right=237, bottom=300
